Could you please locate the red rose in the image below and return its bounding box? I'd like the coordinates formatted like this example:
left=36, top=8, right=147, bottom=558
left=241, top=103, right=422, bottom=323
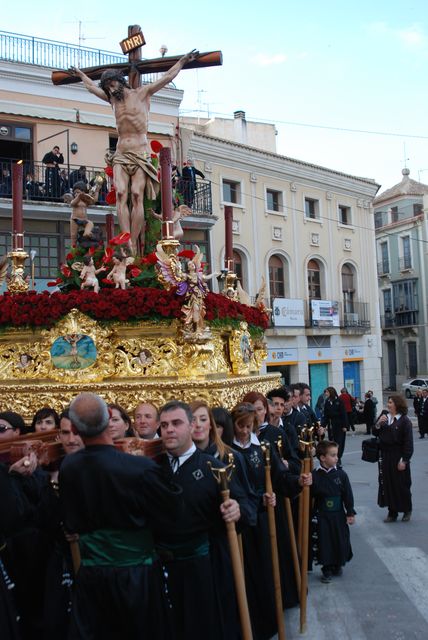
left=106, top=189, right=116, bottom=205
left=104, top=166, right=114, bottom=178
left=60, top=265, right=72, bottom=277
left=150, top=140, right=163, bottom=153
left=177, top=249, right=196, bottom=259
left=129, top=267, right=142, bottom=278
left=110, top=232, right=131, bottom=245
left=142, top=252, right=158, bottom=265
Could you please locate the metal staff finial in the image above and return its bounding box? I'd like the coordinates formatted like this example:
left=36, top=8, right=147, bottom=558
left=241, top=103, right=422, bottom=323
left=207, top=459, right=235, bottom=490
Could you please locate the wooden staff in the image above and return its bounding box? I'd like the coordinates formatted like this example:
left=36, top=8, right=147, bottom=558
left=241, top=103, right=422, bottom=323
left=262, top=443, right=286, bottom=640
left=208, top=462, right=253, bottom=640
left=299, top=428, right=314, bottom=634
left=276, top=435, right=301, bottom=596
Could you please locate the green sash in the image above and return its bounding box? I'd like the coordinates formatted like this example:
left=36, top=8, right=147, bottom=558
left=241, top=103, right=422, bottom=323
left=79, top=527, right=155, bottom=567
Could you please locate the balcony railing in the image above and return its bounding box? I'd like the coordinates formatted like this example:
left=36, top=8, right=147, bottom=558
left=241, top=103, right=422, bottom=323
left=377, top=260, right=390, bottom=276
left=0, top=158, right=213, bottom=215
left=398, top=256, right=413, bottom=271
left=0, top=159, right=109, bottom=203
left=0, top=29, right=126, bottom=70
left=339, top=302, right=371, bottom=329
left=381, top=310, right=418, bottom=328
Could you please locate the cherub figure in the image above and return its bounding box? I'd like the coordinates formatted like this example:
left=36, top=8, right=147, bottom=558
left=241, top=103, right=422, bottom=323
left=80, top=255, right=105, bottom=293
left=151, top=204, right=192, bottom=240
left=107, top=254, right=129, bottom=289
left=156, top=243, right=217, bottom=337
left=69, top=181, right=101, bottom=246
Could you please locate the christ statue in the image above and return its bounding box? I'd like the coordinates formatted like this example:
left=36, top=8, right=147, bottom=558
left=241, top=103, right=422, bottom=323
left=70, top=50, right=198, bottom=253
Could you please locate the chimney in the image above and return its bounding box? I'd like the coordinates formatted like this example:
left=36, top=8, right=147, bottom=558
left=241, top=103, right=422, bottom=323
left=233, top=110, right=247, bottom=144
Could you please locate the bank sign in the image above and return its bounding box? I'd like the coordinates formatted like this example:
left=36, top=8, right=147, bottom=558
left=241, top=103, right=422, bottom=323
left=310, top=300, right=339, bottom=327
left=272, top=298, right=305, bottom=327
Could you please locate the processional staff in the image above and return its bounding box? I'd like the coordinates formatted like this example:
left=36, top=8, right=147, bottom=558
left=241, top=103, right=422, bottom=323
left=208, top=460, right=253, bottom=640
left=299, top=426, right=314, bottom=634
left=261, top=442, right=286, bottom=640
left=277, top=435, right=301, bottom=596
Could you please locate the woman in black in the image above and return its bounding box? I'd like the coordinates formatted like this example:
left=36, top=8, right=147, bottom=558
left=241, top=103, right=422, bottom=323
left=373, top=394, right=413, bottom=522
left=321, top=387, right=348, bottom=465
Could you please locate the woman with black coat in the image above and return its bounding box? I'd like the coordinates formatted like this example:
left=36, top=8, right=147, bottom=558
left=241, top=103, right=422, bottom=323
left=321, top=387, right=348, bottom=464
left=373, top=393, right=413, bottom=522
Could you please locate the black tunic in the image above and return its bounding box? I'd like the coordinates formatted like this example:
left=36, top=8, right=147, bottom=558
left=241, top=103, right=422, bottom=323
left=59, top=444, right=182, bottom=640
left=321, top=398, right=348, bottom=460
left=156, top=448, right=253, bottom=640
left=374, top=415, right=413, bottom=513
left=312, top=467, right=355, bottom=567
left=232, top=442, right=302, bottom=639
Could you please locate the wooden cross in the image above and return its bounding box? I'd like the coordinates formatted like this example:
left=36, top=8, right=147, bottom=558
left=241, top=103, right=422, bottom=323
left=51, top=24, right=222, bottom=86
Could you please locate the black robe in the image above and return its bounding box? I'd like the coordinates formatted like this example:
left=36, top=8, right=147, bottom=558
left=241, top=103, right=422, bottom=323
left=311, top=467, right=355, bottom=568
left=59, top=444, right=182, bottom=640
left=374, top=415, right=413, bottom=513
left=232, top=442, right=301, bottom=640
left=155, top=448, right=254, bottom=640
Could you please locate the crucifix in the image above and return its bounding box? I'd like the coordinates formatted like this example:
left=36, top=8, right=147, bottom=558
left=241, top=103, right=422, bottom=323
left=52, top=25, right=222, bottom=255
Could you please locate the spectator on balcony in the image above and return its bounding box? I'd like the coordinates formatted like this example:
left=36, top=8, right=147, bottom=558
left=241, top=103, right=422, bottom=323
left=0, top=166, right=12, bottom=197
left=68, top=165, right=88, bottom=191
left=42, top=145, right=64, bottom=200
left=25, top=172, right=44, bottom=200
left=179, top=159, right=205, bottom=207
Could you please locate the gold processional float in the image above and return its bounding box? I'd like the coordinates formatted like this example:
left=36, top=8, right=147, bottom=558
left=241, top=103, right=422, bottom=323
left=0, top=151, right=278, bottom=421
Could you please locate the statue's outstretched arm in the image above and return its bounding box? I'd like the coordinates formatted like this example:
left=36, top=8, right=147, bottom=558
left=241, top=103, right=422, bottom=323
left=69, top=66, right=110, bottom=102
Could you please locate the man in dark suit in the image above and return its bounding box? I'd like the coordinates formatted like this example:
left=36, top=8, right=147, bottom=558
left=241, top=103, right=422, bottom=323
left=419, top=388, right=428, bottom=438
left=180, top=159, right=205, bottom=207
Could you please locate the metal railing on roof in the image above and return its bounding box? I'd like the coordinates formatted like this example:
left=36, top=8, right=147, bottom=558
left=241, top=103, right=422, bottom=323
left=0, top=30, right=127, bottom=70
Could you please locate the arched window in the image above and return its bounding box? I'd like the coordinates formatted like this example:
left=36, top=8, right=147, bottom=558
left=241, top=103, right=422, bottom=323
left=341, top=263, right=355, bottom=313
left=269, top=255, right=285, bottom=298
left=307, top=259, right=321, bottom=299
left=233, top=250, right=245, bottom=288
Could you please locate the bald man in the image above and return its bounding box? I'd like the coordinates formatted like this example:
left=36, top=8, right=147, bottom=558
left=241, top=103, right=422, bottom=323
left=59, top=393, right=182, bottom=640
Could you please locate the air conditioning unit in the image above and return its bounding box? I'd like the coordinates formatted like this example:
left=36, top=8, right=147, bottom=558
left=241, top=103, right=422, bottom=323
left=344, top=313, right=359, bottom=325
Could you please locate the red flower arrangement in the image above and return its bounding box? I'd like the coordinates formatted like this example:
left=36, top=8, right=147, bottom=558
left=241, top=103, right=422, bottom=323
left=0, top=289, right=269, bottom=330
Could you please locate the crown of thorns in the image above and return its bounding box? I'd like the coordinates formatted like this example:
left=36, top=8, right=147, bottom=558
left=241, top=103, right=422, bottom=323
left=99, top=70, right=130, bottom=93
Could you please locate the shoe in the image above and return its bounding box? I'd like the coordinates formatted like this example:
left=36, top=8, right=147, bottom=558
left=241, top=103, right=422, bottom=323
left=321, top=573, right=332, bottom=583
left=332, top=567, right=343, bottom=576
left=402, top=512, right=412, bottom=522
left=384, top=515, right=397, bottom=523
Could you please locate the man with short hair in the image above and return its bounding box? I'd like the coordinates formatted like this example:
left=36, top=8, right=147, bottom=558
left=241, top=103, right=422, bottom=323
left=156, top=400, right=250, bottom=640
left=59, top=393, right=182, bottom=640
left=134, top=402, right=160, bottom=440
left=58, top=409, right=84, bottom=455
left=267, top=388, right=300, bottom=455
left=0, top=411, right=25, bottom=442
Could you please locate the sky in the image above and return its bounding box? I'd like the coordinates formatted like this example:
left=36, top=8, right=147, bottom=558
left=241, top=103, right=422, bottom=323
left=2, top=0, right=428, bottom=192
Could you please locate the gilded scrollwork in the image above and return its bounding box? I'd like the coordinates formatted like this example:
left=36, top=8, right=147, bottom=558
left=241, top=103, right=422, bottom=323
left=0, top=374, right=280, bottom=422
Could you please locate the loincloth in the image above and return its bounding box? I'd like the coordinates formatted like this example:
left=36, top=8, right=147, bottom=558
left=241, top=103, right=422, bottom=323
left=105, top=151, right=159, bottom=201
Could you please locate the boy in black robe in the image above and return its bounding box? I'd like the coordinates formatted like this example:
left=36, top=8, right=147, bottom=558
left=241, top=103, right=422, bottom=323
left=311, top=440, right=356, bottom=583
left=59, top=393, right=182, bottom=640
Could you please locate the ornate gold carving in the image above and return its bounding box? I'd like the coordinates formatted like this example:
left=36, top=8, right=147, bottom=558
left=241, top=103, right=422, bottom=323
left=6, top=250, right=29, bottom=293
left=0, top=374, right=281, bottom=422
left=0, top=309, right=276, bottom=420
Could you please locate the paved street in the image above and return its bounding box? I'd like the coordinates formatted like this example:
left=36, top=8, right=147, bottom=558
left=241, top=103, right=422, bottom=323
left=277, top=425, right=428, bottom=639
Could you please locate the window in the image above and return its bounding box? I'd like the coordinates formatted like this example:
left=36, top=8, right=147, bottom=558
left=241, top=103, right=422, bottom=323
left=413, top=203, right=423, bottom=216
left=233, top=250, right=245, bottom=288
left=338, top=205, right=351, bottom=226
left=307, top=259, right=321, bottom=299
left=383, top=289, right=392, bottom=313
left=23, top=234, right=60, bottom=278
left=266, top=189, right=283, bottom=213
left=374, top=211, right=385, bottom=229
left=402, top=236, right=412, bottom=269
left=341, top=263, right=355, bottom=313
left=14, top=127, right=32, bottom=141
left=269, top=255, right=285, bottom=297
left=378, top=242, right=389, bottom=274
left=304, top=197, right=320, bottom=220
left=390, top=206, right=398, bottom=223
left=223, top=179, right=241, bottom=204
left=393, top=279, right=418, bottom=326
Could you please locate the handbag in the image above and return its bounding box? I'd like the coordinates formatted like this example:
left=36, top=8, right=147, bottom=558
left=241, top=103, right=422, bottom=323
left=361, top=437, right=380, bottom=463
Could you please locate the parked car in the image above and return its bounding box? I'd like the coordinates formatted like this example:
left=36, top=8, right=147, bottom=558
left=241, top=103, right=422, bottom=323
left=401, top=378, right=428, bottom=398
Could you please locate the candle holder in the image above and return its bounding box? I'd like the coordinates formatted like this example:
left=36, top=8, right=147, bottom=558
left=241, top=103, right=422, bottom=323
left=7, top=249, right=29, bottom=294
